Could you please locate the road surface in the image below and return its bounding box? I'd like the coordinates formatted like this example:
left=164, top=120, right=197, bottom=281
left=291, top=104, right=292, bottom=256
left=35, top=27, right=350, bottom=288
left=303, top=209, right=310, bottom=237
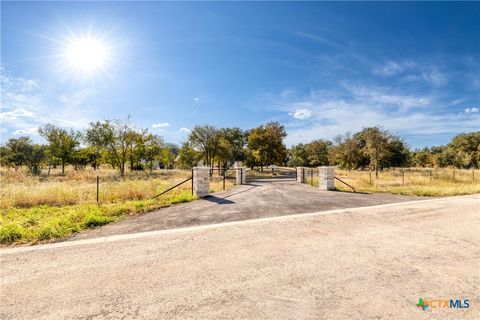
left=1, top=195, right=479, bottom=319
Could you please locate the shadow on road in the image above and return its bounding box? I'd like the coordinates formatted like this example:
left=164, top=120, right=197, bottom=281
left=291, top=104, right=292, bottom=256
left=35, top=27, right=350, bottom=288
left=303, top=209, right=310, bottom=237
left=202, top=195, right=235, bottom=205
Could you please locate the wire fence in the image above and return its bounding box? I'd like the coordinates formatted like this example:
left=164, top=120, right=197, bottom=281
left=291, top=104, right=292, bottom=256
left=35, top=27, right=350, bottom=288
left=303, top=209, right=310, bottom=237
left=298, top=167, right=480, bottom=190
left=0, top=169, right=194, bottom=208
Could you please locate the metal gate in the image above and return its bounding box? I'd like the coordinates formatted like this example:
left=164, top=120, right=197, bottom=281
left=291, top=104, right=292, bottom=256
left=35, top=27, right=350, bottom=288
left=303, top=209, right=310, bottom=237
left=245, top=167, right=297, bottom=182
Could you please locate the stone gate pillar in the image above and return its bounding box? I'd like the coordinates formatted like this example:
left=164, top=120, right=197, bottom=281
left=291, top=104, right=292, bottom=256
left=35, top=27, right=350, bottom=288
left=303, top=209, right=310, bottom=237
left=193, top=167, right=210, bottom=197
left=296, top=167, right=305, bottom=183
left=235, top=168, right=246, bottom=185
left=234, top=162, right=246, bottom=185
left=318, top=166, right=335, bottom=191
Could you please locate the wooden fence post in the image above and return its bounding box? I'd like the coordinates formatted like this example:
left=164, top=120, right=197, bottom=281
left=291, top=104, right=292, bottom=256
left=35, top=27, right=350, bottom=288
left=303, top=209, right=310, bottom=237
left=96, top=175, right=99, bottom=204
left=402, top=169, right=405, bottom=185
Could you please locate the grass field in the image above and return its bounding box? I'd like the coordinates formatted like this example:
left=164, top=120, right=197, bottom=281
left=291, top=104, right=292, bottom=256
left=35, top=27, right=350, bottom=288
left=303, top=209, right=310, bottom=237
left=302, top=168, right=480, bottom=196
left=0, top=167, right=234, bottom=245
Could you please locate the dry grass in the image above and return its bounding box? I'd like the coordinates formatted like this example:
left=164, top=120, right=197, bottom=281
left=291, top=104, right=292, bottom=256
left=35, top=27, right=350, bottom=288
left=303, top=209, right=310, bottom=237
left=1, top=168, right=199, bottom=208
left=303, top=168, right=480, bottom=196
left=0, top=167, right=235, bottom=245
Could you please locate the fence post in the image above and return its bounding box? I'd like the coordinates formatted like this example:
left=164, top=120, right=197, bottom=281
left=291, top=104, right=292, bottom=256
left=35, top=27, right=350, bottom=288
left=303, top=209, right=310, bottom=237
left=223, top=173, right=226, bottom=190
left=473, top=169, right=475, bottom=181
left=453, top=169, right=455, bottom=181
left=96, top=175, right=99, bottom=204
left=402, top=169, right=405, bottom=185
left=429, top=170, right=432, bottom=181
left=369, top=171, right=372, bottom=185
left=191, top=169, right=194, bottom=194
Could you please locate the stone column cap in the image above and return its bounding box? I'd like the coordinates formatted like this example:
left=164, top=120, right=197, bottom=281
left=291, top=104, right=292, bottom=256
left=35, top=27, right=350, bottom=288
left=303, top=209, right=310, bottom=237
left=193, top=166, right=211, bottom=170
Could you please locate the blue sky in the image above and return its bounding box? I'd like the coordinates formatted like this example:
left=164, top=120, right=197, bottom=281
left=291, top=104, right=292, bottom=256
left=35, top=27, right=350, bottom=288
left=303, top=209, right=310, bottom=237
left=1, top=1, right=479, bottom=149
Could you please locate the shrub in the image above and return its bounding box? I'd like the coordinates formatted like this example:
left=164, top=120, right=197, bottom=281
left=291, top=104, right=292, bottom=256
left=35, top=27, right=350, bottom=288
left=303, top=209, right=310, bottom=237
left=82, top=214, right=114, bottom=228
left=36, top=218, right=79, bottom=241
left=0, top=224, right=25, bottom=244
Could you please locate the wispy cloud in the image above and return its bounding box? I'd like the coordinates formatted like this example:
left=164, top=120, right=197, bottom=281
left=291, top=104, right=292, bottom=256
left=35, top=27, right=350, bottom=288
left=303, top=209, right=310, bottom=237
left=58, top=89, right=95, bottom=107
left=465, top=107, right=479, bottom=113
left=1, top=68, right=98, bottom=141
left=372, top=60, right=448, bottom=87
left=258, top=84, right=478, bottom=147
left=152, top=122, right=170, bottom=128
left=0, top=108, right=36, bottom=121
left=179, top=127, right=191, bottom=133
left=12, top=127, right=39, bottom=136
left=421, top=67, right=448, bottom=87
left=293, top=31, right=342, bottom=49
left=288, top=108, right=312, bottom=120
left=373, top=60, right=416, bottom=76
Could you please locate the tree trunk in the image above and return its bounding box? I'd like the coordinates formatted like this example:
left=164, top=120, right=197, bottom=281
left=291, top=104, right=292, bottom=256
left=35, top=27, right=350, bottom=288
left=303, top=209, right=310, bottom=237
left=62, top=162, right=65, bottom=175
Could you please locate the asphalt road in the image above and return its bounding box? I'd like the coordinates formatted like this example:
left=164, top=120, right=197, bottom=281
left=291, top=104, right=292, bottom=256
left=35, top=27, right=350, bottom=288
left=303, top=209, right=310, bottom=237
left=1, top=195, right=479, bottom=319
left=70, top=182, right=423, bottom=240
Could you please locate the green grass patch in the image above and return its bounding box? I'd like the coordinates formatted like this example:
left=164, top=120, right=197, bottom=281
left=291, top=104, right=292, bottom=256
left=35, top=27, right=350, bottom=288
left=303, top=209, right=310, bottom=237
left=0, top=191, right=197, bottom=245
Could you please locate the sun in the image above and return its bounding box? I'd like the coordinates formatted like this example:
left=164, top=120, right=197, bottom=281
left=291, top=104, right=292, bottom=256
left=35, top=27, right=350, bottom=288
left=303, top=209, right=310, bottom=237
left=65, top=36, right=108, bottom=73
left=54, top=28, right=117, bottom=80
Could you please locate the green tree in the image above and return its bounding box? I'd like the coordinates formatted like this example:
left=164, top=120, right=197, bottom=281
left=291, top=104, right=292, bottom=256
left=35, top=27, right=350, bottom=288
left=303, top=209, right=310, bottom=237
left=85, top=121, right=110, bottom=170
left=247, top=122, right=287, bottom=169
left=412, top=147, right=435, bottom=167
left=71, top=147, right=96, bottom=171
left=356, top=127, right=391, bottom=177
left=447, top=132, right=480, bottom=168
left=216, top=128, right=246, bottom=169
left=177, top=142, right=198, bottom=169
left=1, top=137, right=45, bottom=174
left=39, top=124, right=80, bottom=174
left=188, top=125, right=221, bottom=168
left=141, top=134, right=164, bottom=170
left=385, top=136, right=410, bottom=168
left=1, top=137, right=30, bottom=169
left=98, top=118, right=136, bottom=176
left=287, top=144, right=309, bottom=167
left=332, top=133, right=360, bottom=171
left=305, top=139, right=331, bottom=167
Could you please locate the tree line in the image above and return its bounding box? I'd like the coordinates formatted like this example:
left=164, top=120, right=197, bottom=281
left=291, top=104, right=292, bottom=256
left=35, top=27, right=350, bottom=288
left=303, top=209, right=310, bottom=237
left=1, top=118, right=479, bottom=176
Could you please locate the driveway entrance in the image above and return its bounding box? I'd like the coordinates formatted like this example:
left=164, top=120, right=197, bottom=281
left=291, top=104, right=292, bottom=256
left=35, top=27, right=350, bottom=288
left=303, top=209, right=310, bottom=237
left=70, top=181, right=425, bottom=241
left=245, top=167, right=296, bottom=182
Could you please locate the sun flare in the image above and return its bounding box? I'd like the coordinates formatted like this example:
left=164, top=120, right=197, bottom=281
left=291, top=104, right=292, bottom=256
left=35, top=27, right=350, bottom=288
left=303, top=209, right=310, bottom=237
left=56, top=29, right=116, bottom=79
left=66, top=37, right=108, bottom=73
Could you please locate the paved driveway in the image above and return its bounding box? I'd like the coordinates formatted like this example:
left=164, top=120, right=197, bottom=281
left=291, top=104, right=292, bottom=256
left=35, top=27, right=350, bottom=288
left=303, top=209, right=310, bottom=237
left=71, top=181, right=424, bottom=240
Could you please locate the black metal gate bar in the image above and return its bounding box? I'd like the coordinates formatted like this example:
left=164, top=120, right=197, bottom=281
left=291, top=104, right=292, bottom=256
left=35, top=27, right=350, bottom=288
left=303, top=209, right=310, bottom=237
left=245, top=167, right=297, bottom=182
